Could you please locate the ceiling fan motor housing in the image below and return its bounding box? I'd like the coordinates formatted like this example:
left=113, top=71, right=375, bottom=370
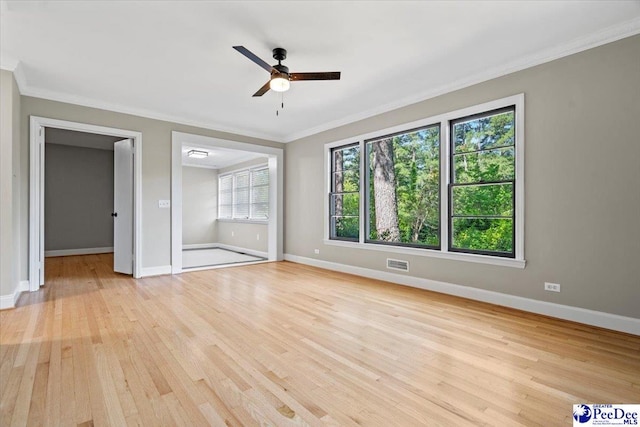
left=273, top=64, right=290, bottom=75
left=272, top=47, right=287, bottom=61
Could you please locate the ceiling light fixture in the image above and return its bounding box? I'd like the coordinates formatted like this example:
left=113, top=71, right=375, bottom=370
left=187, top=149, right=208, bottom=159
left=269, top=73, right=290, bottom=92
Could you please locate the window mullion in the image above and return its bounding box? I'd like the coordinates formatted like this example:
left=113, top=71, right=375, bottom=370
left=441, top=119, right=450, bottom=253
left=359, top=139, right=365, bottom=244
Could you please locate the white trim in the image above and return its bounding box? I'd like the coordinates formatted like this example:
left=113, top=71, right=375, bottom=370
left=324, top=94, right=525, bottom=267
left=182, top=243, right=218, bottom=250
left=0, top=281, right=30, bottom=310
left=181, top=259, right=270, bottom=273
left=284, top=254, right=640, bottom=336
left=171, top=132, right=283, bottom=275
left=45, top=247, right=114, bottom=257
left=323, top=239, right=525, bottom=269
left=19, top=86, right=284, bottom=142
left=0, top=59, right=27, bottom=90
left=0, top=295, right=14, bottom=310
left=7, top=19, right=639, bottom=144
left=216, top=218, right=268, bottom=225
left=215, top=244, right=268, bottom=259
left=140, top=265, right=172, bottom=277
left=284, top=17, right=640, bottom=142
left=182, top=243, right=269, bottom=259
left=29, top=116, right=143, bottom=292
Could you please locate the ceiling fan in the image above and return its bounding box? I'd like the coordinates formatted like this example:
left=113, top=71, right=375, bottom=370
left=233, top=46, right=341, bottom=97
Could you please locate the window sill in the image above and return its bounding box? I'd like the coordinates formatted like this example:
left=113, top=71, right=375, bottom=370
left=323, top=239, right=526, bottom=269
left=217, top=218, right=268, bottom=225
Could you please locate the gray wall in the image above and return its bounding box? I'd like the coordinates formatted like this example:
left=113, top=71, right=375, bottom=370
left=18, top=96, right=284, bottom=279
left=44, top=143, right=114, bottom=251
left=0, top=69, right=21, bottom=298
left=182, top=166, right=217, bottom=245
left=217, top=222, right=268, bottom=253
left=285, top=35, right=640, bottom=319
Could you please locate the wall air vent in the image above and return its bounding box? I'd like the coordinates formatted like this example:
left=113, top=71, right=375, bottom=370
left=386, top=258, right=409, bottom=272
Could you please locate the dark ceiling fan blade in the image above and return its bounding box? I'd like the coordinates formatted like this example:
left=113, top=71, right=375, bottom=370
left=252, top=80, right=271, bottom=97
left=290, top=72, right=341, bottom=81
left=233, top=46, right=274, bottom=73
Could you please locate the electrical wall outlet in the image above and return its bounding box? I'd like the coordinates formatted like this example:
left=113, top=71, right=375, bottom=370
left=314, top=249, right=320, bottom=254
left=544, top=282, right=561, bottom=292
left=158, top=199, right=170, bottom=208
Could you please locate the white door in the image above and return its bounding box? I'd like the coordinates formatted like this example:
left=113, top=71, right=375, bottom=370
left=113, top=139, right=133, bottom=274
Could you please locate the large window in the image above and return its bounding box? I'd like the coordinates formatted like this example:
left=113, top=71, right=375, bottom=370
left=450, top=107, right=515, bottom=256
left=365, top=125, right=440, bottom=248
left=329, top=144, right=360, bottom=240
left=250, top=167, right=269, bottom=220
left=218, top=165, right=269, bottom=221
left=326, top=94, right=524, bottom=266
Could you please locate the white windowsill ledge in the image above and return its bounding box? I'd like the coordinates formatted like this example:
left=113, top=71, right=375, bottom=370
left=323, top=239, right=526, bottom=269
left=217, top=218, right=268, bottom=225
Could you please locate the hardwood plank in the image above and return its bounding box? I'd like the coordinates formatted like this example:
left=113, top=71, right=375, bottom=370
left=1, top=254, right=639, bottom=426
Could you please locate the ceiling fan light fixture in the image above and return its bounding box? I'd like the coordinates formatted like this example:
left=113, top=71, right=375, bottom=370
left=269, top=73, right=290, bottom=92
left=187, top=149, right=208, bottom=159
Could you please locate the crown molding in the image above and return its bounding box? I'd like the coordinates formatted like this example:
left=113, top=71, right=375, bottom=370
left=283, top=17, right=640, bottom=143
left=0, top=58, right=27, bottom=90
left=18, top=85, right=286, bottom=143
left=6, top=17, right=639, bottom=144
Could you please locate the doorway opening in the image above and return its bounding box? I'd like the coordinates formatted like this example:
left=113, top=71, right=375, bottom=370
left=171, top=132, right=283, bottom=273
left=29, top=117, right=142, bottom=291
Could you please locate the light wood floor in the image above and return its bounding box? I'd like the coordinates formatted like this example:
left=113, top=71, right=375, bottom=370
left=1, top=255, right=638, bottom=426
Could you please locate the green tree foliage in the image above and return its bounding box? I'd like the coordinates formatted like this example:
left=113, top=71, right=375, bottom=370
left=332, top=145, right=360, bottom=239
left=333, top=108, right=516, bottom=256
left=452, top=110, right=515, bottom=253
left=368, top=126, right=440, bottom=246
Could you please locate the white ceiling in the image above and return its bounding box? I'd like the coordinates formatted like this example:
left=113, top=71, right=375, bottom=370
left=181, top=144, right=266, bottom=170
left=2, top=1, right=639, bottom=143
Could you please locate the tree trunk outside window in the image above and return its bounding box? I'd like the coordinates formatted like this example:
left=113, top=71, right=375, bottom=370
left=372, top=138, right=399, bottom=241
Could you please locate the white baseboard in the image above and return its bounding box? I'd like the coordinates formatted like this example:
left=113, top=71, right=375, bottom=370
left=183, top=243, right=218, bottom=250
left=0, top=280, right=30, bottom=310
left=45, top=247, right=114, bottom=257
left=215, top=244, right=268, bottom=259
left=140, top=265, right=172, bottom=277
left=182, top=243, right=268, bottom=259
left=284, top=254, right=640, bottom=336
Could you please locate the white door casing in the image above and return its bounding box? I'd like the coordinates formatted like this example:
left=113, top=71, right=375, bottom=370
left=29, top=116, right=143, bottom=288
left=113, top=139, right=133, bottom=274
left=170, top=131, right=284, bottom=274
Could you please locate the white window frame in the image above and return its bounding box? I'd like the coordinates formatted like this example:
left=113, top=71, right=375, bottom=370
left=218, top=164, right=270, bottom=223
left=324, top=94, right=525, bottom=269
left=218, top=174, right=233, bottom=220
left=250, top=166, right=270, bottom=221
